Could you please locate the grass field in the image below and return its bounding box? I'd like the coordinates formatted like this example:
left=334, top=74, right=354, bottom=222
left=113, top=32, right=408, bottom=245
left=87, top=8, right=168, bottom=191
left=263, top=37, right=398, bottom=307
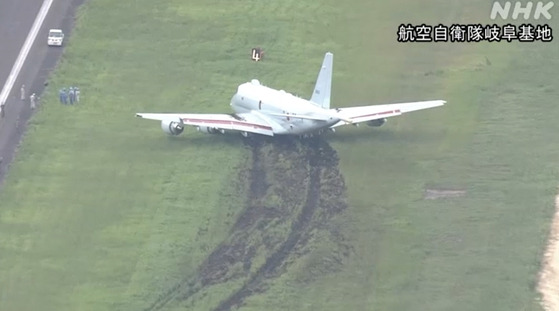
left=0, top=0, right=558, bottom=310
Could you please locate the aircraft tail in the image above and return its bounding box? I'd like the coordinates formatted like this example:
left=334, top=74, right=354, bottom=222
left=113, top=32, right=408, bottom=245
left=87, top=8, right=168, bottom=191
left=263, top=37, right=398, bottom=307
left=310, top=52, right=333, bottom=109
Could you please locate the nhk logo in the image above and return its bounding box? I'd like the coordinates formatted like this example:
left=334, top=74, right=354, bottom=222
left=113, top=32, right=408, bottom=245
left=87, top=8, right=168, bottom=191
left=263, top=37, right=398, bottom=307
left=491, top=1, right=554, bottom=19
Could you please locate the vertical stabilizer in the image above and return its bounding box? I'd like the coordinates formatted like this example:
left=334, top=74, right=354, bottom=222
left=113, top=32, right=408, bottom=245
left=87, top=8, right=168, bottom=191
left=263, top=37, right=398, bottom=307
left=310, top=52, right=333, bottom=109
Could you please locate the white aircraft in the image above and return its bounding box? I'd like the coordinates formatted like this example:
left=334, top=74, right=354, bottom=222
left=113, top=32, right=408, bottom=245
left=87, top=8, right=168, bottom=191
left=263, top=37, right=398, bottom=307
left=136, top=52, right=445, bottom=137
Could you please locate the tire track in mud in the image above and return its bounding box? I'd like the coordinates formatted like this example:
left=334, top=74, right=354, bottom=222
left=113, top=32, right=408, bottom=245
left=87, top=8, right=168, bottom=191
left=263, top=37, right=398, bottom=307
left=212, top=138, right=323, bottom=311
left=144, top=137, right=350, bottom=311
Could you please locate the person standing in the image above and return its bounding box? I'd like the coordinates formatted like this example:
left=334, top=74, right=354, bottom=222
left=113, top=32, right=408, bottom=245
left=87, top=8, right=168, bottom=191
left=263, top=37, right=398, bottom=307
left=61, top=88, right=68, bottom=105
left=69, top=87, right=75, bottom=105
left=0, top=102, right=5, bottom=118
left=59, top=88, right=64, bottom=104
left=30, top=93, right=37, bottom=110
left=20, top=84, right=25, bottom=102
left=75, top=87, right=80, bottom=103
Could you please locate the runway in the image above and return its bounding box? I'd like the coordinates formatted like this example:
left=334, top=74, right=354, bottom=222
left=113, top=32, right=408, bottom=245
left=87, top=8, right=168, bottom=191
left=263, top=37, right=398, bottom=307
left=0, top=0, right=85, bottom=183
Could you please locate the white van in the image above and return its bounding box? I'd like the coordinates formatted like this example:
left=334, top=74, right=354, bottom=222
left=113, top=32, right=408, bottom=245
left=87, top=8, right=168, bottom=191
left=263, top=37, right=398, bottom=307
left=48, top=29, right=64, bottom=46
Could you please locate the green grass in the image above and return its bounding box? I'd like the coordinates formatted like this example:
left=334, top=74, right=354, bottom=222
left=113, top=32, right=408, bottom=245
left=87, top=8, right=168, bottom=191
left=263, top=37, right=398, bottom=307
left=1, top=0, right=558, bottom=310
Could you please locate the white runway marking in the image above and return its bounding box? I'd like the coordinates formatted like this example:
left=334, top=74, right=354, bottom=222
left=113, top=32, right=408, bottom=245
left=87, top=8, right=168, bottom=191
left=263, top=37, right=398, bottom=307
left=0, top=0, right=54, bottom=108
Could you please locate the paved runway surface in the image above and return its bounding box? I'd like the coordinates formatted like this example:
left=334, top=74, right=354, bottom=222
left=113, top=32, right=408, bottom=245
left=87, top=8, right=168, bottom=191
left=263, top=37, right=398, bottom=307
left=0, top=0, right=85, bottom=183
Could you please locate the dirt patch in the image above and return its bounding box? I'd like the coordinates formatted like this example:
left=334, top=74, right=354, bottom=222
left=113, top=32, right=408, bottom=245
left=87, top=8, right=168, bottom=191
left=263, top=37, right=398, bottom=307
left=144, top=136, right=351, bottom=311
left=538, top=194, right=559, bottom=311
left=424, top=188, right=466, bottom=200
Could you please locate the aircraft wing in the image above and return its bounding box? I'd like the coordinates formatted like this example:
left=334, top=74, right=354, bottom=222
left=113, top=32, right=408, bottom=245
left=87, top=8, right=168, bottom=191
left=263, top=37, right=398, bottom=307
left=136, top=112, right=274, bottom=136
left=330, top=100, right=445, bottom=127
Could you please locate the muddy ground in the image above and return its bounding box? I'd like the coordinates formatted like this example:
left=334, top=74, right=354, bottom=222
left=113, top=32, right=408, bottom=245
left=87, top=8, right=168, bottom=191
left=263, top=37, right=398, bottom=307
left=145, top=136, right=352, bottom=311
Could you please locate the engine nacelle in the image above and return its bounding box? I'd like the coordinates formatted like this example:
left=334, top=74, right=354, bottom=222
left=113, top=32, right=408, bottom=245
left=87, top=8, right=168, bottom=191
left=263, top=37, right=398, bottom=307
left=197, top=126, right=220, bottom=134
left=161, top=119, right=184, bottom=135
left=366, top=118, right=387, bottom=127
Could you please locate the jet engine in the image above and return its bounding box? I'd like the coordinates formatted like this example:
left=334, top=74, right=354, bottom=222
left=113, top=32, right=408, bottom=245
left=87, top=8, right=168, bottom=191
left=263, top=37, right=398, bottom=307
left=161, top=119, right=184, bottom=135
left=197, top=126, right=220, bottom=134
left=366, top=118, right=387, bottom=127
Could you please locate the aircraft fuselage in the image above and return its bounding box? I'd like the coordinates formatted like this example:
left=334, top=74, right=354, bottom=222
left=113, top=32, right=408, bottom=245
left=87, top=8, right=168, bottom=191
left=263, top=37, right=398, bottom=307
left=229, top=80, right=339, bottom=135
